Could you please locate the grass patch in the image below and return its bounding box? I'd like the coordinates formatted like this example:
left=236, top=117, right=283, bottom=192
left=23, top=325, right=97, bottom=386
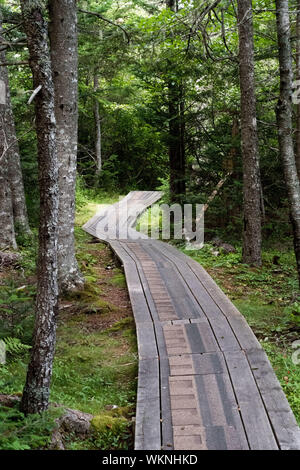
left=109, top=269, right=126, bottom=288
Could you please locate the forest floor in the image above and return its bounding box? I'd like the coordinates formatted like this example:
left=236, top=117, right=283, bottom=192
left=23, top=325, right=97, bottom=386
left=0, top=192, right=138, bottom=450
left=1, top=192, right=300, bottom=450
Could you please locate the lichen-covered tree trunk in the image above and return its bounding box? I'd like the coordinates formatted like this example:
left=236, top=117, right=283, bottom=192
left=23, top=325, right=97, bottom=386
left=166, top=0, right=185, bottom=203
left=20, top=0, right=59, bottom=415
left=93, top=74, right=102, bottom=176
left=0, top=18, right=30, bottom=235
left=0, top=13, right=17, bottom=250
left=276, top=0, right=300, bottom=287
left=296, top=0, right=300, bottom=180
left=0, top=104, right=17, bottom=250
left=49, top=0, right=84, bottom=292
left=237, top=0, right=262, bottom=266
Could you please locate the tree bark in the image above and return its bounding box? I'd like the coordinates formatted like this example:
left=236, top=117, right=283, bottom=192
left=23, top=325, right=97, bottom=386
left=0, top=14, right=17, bottom=250
left=166, top=0, right=185, bottom=202
left=276, top=0, right=300, bottom=287
left=49, top=0, right=84, bottom=292
left=0, top=19, right=30, bottom=235
left=0, top=110, right=17, bottom=250
left=93, top=74, right=102, bottom=176
left=296, top=0, right=300, bottom=179
left=20, top=0, right=59, bottom=414
left=237, top=0, right=262, bottom=266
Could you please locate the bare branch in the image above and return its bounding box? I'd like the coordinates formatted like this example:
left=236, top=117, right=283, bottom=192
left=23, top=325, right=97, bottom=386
left=78, top=8, right=130, bottom=44
left=27, top=84, right=42, bottom=104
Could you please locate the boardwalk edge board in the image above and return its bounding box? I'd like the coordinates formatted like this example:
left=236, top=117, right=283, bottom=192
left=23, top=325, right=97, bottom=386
left=82, top=192, right=300, bottom=451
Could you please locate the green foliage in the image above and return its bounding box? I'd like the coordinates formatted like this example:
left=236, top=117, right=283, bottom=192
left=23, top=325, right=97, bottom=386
left=0, top=280, right=35, bottom=345
left=284, top=302, right=300, bottom=328
left=4, top=337, right=31, bottom=358
left=263, top=342, right=300, bottom=424
left=0, top=404, right=62, bottom=450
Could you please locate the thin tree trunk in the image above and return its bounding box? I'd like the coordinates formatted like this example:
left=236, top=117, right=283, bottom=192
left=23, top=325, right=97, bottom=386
left=93, top=74, right=102, bottom=176
left=49, top=0, right=84, bottom=292
left=296, top=0, right=300, bottom=179
left=0, top=20, right=30, bottom=234
left=179, top=84, right=186, bottom=195
left=237, top=0, right=262, bottom=266
left=0, top=13, right=17, bottom=250
left=0, top=109, right=17, bottom=250
left=276, top=0, right=300, bottom=287
left=167, top=0, right=185, bottom=202
left=20, top=0, right=59, bottom=415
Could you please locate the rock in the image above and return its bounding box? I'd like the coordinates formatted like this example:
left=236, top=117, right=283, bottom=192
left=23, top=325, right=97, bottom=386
left=58, top=408, right=93, bottom=435
left=0, top=394, right=21, bottom=407
left=0, top=251, right=21, bottom=270
left=210, top=237, right=236, bottom=254
left=211, top=250, right=220, bottom=257
left=220, top=243, right=236, bottom=254
left=50, top=406, right=93, bottom=449
left=50, top=429, right=65, bottom=450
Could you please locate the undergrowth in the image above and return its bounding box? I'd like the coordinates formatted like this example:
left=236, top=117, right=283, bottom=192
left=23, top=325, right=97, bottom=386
left=0, top=190, right=137, bottom=450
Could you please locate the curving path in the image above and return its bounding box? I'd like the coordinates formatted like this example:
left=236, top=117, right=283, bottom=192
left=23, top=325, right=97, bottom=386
left=83, top=191, right=300, bottom=450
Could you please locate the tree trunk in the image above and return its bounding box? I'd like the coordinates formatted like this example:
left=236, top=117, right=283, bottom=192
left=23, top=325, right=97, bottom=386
left=0, top=20, right=30, bottom=235
left=237, top=0, right=262, bottom=266
left=296, top=0, right=300, bottom=179
left=179, top=84, right=186, bottom=195
left=168, top=81, right=184, bottom=201
left=93, top=74, right=102, bottom=176
left=0, top=109, right=17, bottom=250
left=166, top=0, right=185, bottom=202
left=49, top=0, right=84, bottom=292
left=20, top=0, right=59, bottom=415
left=275, top=0, right=300, bottom=287
left=0, top=15, right=17, bottom=250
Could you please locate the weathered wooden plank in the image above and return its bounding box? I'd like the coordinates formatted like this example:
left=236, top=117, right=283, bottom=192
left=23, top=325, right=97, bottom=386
left=169, top=373, right=249, bottom=450
left=169, top=352, right=226, bottom=376
left=186, top=256, right=262, bottom=351
left=224, top=349, right=278, bottom=449
left=160, top=355, right=174, bottom=450
left=158, top=239, right=260, bottom=351
left=151, top=241, right=242, bottom=351
left=135, top=358, right=161, bottom=450
left=144, top=245, right=206, bottom=320
left=110, top=242, right=152, bottom=324
left=246, top=348, right=300, bottom=450
left=135, top=322, right=158, bottom=360
left=173, top=425, right=243, bottom=450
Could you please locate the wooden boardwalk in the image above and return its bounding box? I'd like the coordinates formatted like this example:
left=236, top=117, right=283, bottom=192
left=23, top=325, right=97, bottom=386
left=83, top=191, right=300, bottom=450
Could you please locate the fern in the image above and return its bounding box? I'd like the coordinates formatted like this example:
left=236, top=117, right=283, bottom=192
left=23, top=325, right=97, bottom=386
left=4, top=337, right=31, bottom=357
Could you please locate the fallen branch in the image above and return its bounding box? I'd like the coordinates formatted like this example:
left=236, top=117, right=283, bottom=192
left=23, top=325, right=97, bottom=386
left=0, top=60, right=28, bottom=66
left=203, top=171, right=232, bottom=213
